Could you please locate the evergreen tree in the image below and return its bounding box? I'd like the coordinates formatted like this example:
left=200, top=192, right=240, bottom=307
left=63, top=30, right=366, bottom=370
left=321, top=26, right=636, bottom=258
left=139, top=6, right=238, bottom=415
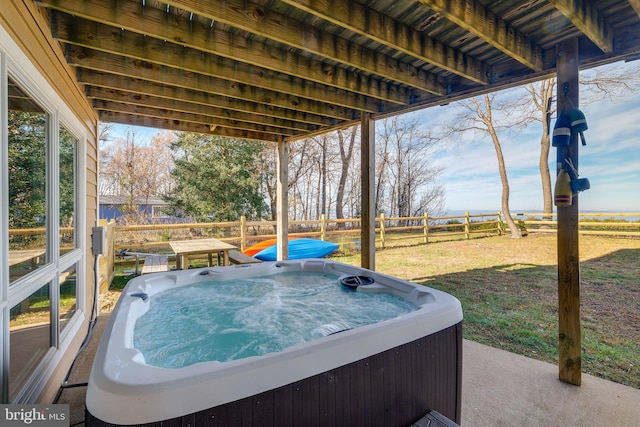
left=164, top=133, right=268, bottom=221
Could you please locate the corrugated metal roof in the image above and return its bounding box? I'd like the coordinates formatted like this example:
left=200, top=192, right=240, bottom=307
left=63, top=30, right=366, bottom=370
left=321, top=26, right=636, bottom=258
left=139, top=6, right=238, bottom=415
left=30, top=0, right=640, bottom=142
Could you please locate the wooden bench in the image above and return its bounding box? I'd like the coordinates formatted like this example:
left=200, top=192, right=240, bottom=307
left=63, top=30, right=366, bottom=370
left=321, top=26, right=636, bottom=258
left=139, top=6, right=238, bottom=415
left=228, top=250, right=262, bottom=265
left=141, top=254, right=170, bottom=274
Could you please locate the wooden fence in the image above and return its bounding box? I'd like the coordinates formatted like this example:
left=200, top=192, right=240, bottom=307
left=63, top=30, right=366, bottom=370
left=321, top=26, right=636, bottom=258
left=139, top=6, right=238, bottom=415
left=8, top=211, right=638, bottom=289
left=514, top=212, right=640, bottom=236
left=108, top=211, right=640, bottom=254
left=110, top=211, right=508, bottom=253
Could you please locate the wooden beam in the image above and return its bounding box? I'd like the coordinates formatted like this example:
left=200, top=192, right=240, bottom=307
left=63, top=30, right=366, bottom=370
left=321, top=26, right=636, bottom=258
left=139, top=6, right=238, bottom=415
left=161, top=0, right=445, bottom=96
left=98, top=111, right=279, bottom=142
left=93, top=99, right=300, bottom=137
left=282, top=0, right=489, bottom=85
left=66, top=46, right=378, bottom=117
left=40, top=0, right=444, bottom=96
left=276, top=138, right=289, bottom=260
left=86, top=86, right=320, bottom=132
left=55, top=24, right=398, bottom=113
left=78, top=70, right=350, bottom=124
left=50, top=10, right=408, bottom=105
left=548, top=0, right=614, bottom=53
left=556, top=39, right=581, bottom=386
left=420, top=0, right=543, bottom=71
left=360, top=113, right=375, bottom=271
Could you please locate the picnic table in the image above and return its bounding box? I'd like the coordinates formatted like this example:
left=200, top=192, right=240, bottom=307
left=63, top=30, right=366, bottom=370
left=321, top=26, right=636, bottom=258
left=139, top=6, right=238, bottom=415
left=169, top=238, right=237, bottom=269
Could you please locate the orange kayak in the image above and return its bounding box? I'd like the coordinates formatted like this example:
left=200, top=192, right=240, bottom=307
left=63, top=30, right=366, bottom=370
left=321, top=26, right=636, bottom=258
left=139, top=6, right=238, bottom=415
left=242, top=238, right=298, bottom=257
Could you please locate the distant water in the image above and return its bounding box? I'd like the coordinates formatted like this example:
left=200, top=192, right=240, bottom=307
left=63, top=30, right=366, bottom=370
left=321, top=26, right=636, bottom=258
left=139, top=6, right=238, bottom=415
left=445, top=210, right=640, bottom=222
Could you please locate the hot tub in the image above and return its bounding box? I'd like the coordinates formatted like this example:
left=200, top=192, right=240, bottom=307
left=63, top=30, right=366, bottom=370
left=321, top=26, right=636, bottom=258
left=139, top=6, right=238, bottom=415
left=86, top=260, right=463, bottom=426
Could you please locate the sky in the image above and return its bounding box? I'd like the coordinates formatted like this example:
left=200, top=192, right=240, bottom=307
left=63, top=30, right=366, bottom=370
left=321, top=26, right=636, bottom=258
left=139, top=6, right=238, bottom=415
left=418, top=62, right=640, bottom=213
left=106, top=61, right=640, bottom=215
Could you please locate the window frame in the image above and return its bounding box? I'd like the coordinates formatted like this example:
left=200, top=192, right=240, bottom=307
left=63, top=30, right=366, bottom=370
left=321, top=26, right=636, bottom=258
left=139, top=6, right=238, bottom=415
left=1, top=25, right=88, bottom=403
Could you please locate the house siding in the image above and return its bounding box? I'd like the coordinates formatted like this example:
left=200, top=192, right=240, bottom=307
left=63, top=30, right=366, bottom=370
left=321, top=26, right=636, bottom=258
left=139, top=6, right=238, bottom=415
left=1, top=0, right=98, bottom=403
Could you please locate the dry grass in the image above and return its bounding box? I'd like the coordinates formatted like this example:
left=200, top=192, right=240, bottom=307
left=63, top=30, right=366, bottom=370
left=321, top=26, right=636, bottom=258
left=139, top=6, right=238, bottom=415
left=332, top=233, right=640, bottom=389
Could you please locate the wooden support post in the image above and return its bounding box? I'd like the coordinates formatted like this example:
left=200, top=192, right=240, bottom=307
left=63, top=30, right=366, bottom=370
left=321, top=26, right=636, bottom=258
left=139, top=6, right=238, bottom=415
left=240, top=215, right=247, bottom=251
left=320, top=213, right=326, bottom=241
left=276, top=138, right=289, bottom=261
left=556, top=39, right=581, bottom=386
left=423, top=213, right=429, bottom=244
left=379, top=213, right=386, bottom=249
left=464, top=211, right=470, bottom=240
left=361, top=113, right=376, bottom=270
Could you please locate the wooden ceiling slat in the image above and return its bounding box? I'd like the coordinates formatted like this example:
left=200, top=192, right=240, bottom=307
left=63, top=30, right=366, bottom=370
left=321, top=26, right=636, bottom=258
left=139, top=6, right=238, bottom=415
left=419, top=0, right=544, bottom=71
left=281, top=0, right=489, bottom=84
left=40, top=0, right=444, bottom=96
left=99, top=111, right=280, bottom=142
left=53, top=17, right=400, bottom=112
left=549, top=0, right=614, bottom=53
left=47, top=7, right=408, bottom=104
left=30, top=0, right=640, bottom=142
left=162, top=0, right=447, bottom=96
left=94, top=99, right=302, bottom=136
left=86, top=87, right=320, bottom=132
left=78, top=70, right=337, bottom=126
left=67, top=47, right=369, bottom=118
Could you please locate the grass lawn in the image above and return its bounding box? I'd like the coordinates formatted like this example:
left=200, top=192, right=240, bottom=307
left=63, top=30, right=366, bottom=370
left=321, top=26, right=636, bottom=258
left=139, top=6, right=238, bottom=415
left=332, top=233, right=640, bottom=389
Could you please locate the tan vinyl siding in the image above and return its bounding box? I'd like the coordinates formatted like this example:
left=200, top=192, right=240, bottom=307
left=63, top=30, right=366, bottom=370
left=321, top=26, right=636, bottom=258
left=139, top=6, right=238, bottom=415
left=2, top=0, right=99, bottom=403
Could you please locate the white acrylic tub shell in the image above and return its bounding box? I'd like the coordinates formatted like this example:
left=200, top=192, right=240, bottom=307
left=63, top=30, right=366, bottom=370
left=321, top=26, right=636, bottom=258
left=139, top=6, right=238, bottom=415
left=86, top=259, right=463, bottom=425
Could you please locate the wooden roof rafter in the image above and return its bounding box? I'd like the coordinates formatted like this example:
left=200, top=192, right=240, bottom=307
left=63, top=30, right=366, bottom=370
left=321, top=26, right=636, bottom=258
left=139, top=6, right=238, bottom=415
left=160, top=0, right=447, bottom=97
left=30, top=0, right=640, bottom=142
left=47, top=5, right=408, bottom=106
left=279, top=0, right=490, bottom=85
left=549, top=0, right=614, bottom=53
left=78, top=70, right=339, bottom=127
left=419, top=0, right=544, bottom=71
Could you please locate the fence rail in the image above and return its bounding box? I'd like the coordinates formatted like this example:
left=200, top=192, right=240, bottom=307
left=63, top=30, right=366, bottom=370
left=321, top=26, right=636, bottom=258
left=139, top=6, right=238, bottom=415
left=9, top=212, right=639, bottom=252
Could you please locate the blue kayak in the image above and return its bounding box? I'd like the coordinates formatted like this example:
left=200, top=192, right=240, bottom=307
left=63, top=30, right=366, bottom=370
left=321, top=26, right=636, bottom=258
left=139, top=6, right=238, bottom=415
left=253, top=238, right=339, bottom=261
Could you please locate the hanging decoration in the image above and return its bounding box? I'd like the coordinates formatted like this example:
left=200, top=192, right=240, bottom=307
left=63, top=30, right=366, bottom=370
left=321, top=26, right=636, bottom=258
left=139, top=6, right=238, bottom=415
left=552, top=83, right=591, bottom=207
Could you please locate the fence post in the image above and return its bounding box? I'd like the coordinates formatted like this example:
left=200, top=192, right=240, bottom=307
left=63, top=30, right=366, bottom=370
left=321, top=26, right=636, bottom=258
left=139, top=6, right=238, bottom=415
left=240, top=215, right=247, bottom=251
left=99, top=219, right=115, bottom=293
left=320, top=213, right=326, bottom=241
left=497, top=212, right=504, bottom=235
left=464, top=211, right=470, bottom=240
left=379, top=212, right=386, bottom=249
left=423, top=212, right=429, bottom=244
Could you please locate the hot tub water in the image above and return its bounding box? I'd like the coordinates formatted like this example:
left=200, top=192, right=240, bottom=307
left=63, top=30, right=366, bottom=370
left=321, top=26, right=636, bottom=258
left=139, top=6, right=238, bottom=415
left=134, top=271, right=415, bottom=368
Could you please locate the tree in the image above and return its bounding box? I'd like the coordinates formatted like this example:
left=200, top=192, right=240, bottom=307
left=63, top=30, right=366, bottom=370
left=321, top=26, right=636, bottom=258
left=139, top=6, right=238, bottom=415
left=525, top=79, right=555, bottom=218
left=523, top=63, right=640, bottom=216
left=99, top=128, right=175, bottom=222
left=334, top=127, right=358, bottom=224
left=441, top=94, right=523, bottom=238
left=164, top=133, right=268, bottom=221
left=8, top=110, right=47, bottom=234
left=375, top=116, right=445, bottom=220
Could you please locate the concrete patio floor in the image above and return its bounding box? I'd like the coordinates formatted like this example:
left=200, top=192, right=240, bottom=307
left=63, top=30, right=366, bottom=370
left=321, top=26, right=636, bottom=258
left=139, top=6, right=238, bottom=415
left=57, top=314, right=640, bottom=426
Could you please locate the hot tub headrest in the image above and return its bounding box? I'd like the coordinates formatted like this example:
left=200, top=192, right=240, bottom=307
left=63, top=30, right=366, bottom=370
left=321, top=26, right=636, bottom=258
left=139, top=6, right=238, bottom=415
left=340, top=275, right=375, bottom=290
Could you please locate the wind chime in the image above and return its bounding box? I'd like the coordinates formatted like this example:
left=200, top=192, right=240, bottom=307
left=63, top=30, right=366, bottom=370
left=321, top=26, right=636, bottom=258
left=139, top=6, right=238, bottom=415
left=552, top=84, right=591, bottom=207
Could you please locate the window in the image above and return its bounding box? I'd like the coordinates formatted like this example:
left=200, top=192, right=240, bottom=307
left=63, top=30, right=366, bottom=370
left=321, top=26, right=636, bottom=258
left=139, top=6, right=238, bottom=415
left=2, top=47, right=85, bottom=402
left=9, top=283, right=51, bottom=401
left=59, top=263, right=78, bottom=333
left=59, top=127, right=76, bottom=256
left=8, top=76, right=48, bottom=283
